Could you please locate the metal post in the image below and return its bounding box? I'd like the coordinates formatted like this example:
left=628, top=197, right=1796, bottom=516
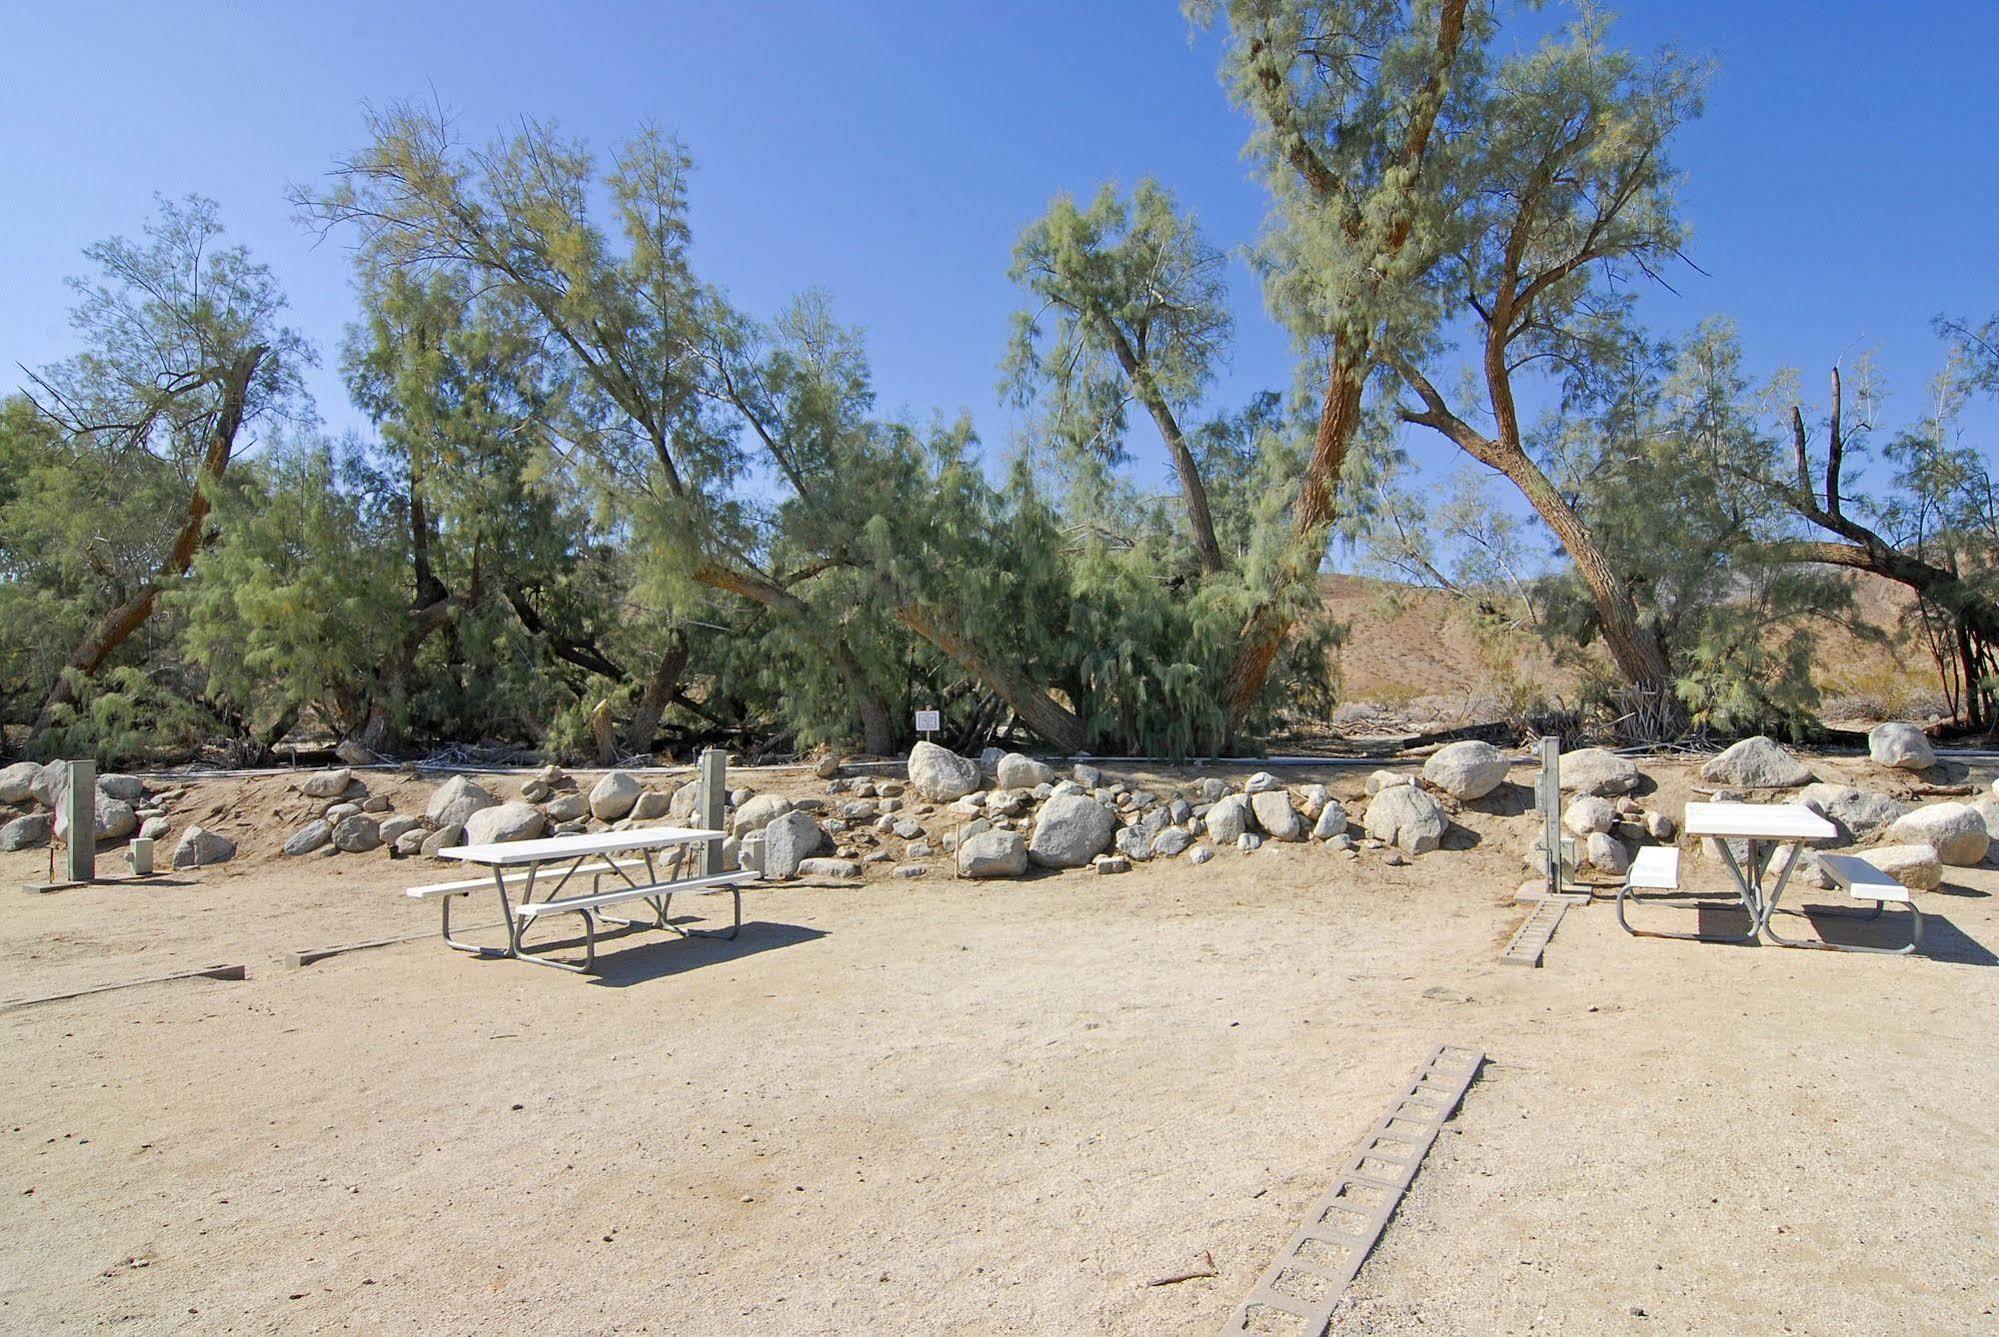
left=64, top=759, right=95, bottom=884
left=1538, top=737, right=1561, bottom=898
left=698, top=747, right=727, bottom=877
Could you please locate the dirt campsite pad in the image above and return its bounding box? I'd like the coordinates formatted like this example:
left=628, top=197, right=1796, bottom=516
left=2, top=760, right=1997, bottom=1333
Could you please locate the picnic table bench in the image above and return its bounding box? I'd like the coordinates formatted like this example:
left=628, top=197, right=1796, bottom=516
left=408, top=826, right=754, bottom=972
left=1620, top=801, right=1922, bottom=953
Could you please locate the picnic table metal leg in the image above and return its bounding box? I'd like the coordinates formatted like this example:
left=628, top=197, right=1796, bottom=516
left=1621, top=836, right=1759, bottom=943
left=510, top=909, right=598, bottom=972
left=657, top=850, right=743, bottom=942
left=1761, top=876, right=1924, bottom=956
left=656, top=888, right=743, bottom=941
left=586, top=854, right=655, bottom=930
left=438, top=892, right=507, bottom=957
left=503, top=858, right=602, bottom=972
left=492, top=865, right=528, bottom=957
left=1705, top=839, right=1771, bottom=944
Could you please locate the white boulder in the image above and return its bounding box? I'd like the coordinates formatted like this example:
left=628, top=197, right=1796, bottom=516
left=588, top=771, right=642, bottom=821
left=909, top=740, right=982, bottom=802
left=957, top=829, right=1029, bottom=878
left=419, top=824, right=465, bottom=857
left=1422, top=741, right=1511, bottom=801
left=427, top=776, right=498, bottom=827
left=1028, top=794, right=1117, bottom=868
left=1560, top=748, right=1639, bottom=797
left=172, top=826, right=236, bottom=869
left=1583, top=831, right=1631, bottom=876
left=1205, top=793, right=1254, bottom=845
left=1798, top=784, right=1907, bottom=845
left=1311, top=801, right=1350, bottom=841
left=464, top=802, right=547, bottom=846
left=732, top=793, right=794, bottom=836
left=1249, top=790, right=1304, bottom=841
left=1884, top=802, right=1989, bottom=867
left=378, top=815, right=424, bottom=846
left=1364, top=786, right=1451, bottom=855
left=0, top=813, right=51, bottom=851
left=331, top=815, right=382, bottom=853
left=1867, top=722, right=1935, bottom=771
left=1563, top=795, right=1616, bottom=837
left=762, top=810, right=824, bottom=879
left=995, top=752, right=1056, bottom=789
left=97, top=773, right=145, bottom=803
left=300, top=768, right=353, bottom=800
left=0, top=761, right=41, bottom=805
left=283, top=820, right=332, bottom=857
left=1701, top=736, right=1813, bottom=789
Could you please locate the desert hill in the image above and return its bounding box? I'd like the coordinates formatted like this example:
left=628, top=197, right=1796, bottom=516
left=1319, top=571, right=1942, bottom=727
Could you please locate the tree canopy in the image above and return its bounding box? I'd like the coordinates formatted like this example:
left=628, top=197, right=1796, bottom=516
left=2, top=4, right=1992, bottom=766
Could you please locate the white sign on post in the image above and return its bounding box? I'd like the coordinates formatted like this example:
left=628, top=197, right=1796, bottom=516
left=914, top=709, right=941, bottom=736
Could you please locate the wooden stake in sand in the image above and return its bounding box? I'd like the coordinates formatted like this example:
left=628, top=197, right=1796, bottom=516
left=1, top=963, right=246, bottom=1012
left=287, top=922, right=505, bottom=969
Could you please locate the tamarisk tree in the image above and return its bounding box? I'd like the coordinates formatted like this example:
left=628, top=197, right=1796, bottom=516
left=1192, top=0, right=1484, bottom=724
left=298, top=107, right=1097, bottom=752
left=1383, top=8, right=1706, bottom=736
left=13, top=196, right=307, bottom=736
left=1773, top=341, right=1999, bottom=729
left=1005, top=180, right=1233, bottom=576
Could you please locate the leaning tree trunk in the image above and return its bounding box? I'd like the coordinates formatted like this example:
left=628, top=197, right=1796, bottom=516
left=1218, top=1, right=1472, bottom=735
left=894, top=604, right=1088, bottom=754
left=693, top=561, right=897, bottom=755
left=1098, top=316, right=1226, bottom=577
left=1497, top=451, right=1678, bottom=735
left=1392, top=351, right=1681, bottom=739
left=33, top=345, right=266, bottom=735
left=1221, top=349, right=1368, bottom=728
left=1770, top=375, right=1999, bottom=731
left=622, top=627, right=691, bottom=756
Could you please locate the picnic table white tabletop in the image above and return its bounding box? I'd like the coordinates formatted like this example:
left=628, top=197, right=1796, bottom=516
left=437, top=824, right=727, bottom=867
left=1682, top=801, right=1836, bottom=842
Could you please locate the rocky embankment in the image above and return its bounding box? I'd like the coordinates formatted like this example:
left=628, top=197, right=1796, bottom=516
left=2, top=720, right=1992, bottom=890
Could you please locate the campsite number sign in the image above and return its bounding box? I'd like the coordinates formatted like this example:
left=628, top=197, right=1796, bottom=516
left=914, top=709, right=941, bottom=738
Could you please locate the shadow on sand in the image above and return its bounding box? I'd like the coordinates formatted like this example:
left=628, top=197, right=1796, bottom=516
left=580, top=919, right=830, bottom=987
left=1666, top=897, right=1998, bottom=965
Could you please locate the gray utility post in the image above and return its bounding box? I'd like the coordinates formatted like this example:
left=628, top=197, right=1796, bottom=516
left=698, top=748, right=728, bottom=877
left=64, top=758, right=96, bottom=884
left=1537, top=737, right=1562, bottom=898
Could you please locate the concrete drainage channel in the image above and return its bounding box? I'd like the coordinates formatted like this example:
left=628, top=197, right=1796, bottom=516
left=1224, top=1044, right=1486, bottom=1335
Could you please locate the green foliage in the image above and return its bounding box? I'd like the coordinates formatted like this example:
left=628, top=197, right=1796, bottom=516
left=1, top=196, right=308, bottom=738
left=173, top=444, right=408, bottom=736
left=31, top=667, right=219, bottom=767
left=1539, top=320, right=1846, bottom=734
left=1004, top=180, right=1230, bottom=472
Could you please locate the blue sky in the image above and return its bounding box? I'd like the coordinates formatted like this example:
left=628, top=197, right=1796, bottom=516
left=4, top=1, right=1996, bottom=557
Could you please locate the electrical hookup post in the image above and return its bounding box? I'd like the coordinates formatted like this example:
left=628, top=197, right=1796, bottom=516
left=1523, top=736, right=1580, bottom=903
left=24, top=759, right=96, bottom=894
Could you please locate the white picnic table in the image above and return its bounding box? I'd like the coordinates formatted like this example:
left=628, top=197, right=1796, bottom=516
left=410, top=824, right=749, bottom=972
left=1680, top=801, right=1837, bottom=944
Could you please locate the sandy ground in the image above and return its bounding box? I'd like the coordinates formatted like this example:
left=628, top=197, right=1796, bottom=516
left=1, top=759, right=1995, bottom=1335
